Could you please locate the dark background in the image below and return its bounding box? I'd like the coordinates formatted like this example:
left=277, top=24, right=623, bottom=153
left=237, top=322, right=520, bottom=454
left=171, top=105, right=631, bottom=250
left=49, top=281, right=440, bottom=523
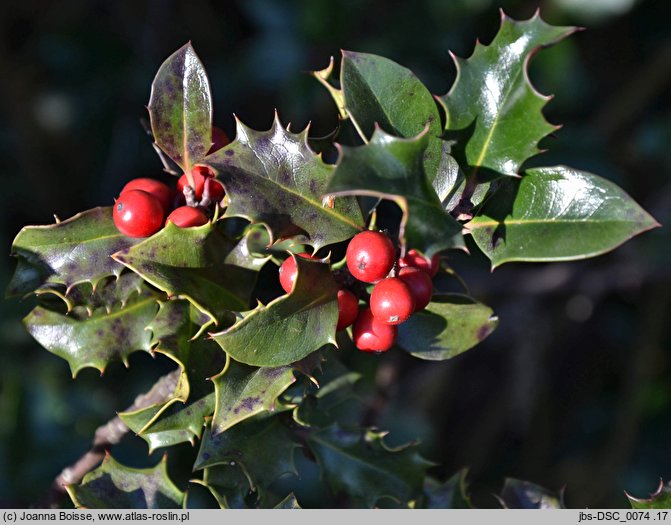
left=1, top=0, right=670, bottom=508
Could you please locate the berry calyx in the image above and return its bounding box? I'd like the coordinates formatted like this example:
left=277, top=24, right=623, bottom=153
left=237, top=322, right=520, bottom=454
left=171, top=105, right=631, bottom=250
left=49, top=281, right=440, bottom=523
left=346, top=231, right=395, bottom=283
left=113, top=190, right=164, bottom=238
left=208, top=126, right=231, bottom=154
left=370, top=277, right=415, bottom=325
left=398, top=249, right=441, bottom=277
left=278, top=253, right=317, bottom=294
left=336, top=289, right=359, bottom=331
left=177, top=165, right=215, bottom=201
left=120, top=178, right=174, bottom=216
left=398, top=267, right=433, bottom=312
left=166, top=206, right=209, bottom=228
left=353, top=307, right=397, bottom=352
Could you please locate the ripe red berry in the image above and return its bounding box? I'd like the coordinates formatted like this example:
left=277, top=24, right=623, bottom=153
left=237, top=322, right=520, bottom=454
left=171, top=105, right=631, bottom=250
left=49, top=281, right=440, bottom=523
left=346, top=231, right=395, bottom=283
left=398, top=267, right=433, bottom=312
left=336, top=289, right=359, bottom=331
left=208, top=126, right=231, bottom=154
left=113, top=190, right=164, bottom=238
left=166, top=206, right=209, bottom=228
left=176, top=166, right=215, bottom=201
left=204, top=177, right=225, bottom=204
left=353, top=307, right=397, bottom=352
left=278, top=253, right=317, bottom=294
left=370, top=277, right=414, bottom=325
left=120, top=178, right=174, bottom=216
left=398, top=249, right=441, bottom=277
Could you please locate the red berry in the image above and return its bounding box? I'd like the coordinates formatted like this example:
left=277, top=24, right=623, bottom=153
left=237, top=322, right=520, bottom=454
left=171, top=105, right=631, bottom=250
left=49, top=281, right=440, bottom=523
left=346, top=231, right=395, bottom=283
left=120, top=178, right=174, bottom=216
left=166, top=206, right=209, bottom=228
left=398, top=267, right=433, bottom=311
left=176, top=166, right=215, bottom=201
left=336, top=289, right=359, bottom=331
left=113, top=190, right=164, bottom=238
left=398, top=249, right=440, bottom=277
left=204, top=178, right=225, bottom=204
left=370, top=277, right=414, bottom=325
left=208, top=126, right=231, bottom=154
left=278, top=253, right=317, bottom=294
left=353, top=307, right=397, bottom=352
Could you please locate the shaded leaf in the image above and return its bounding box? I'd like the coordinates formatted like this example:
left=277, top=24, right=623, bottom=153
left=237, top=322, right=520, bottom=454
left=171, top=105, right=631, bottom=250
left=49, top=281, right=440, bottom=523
left=627, top=480, right=671, bottom=509
left=274, top=493, right=301, bottom=509
left=194, top=464, right=253, bottom=509
left=326, top=128, right=464, bottom=258
left=211, top=256, right=338, bottom=367
left=67, top=455, right=185, bottom=509
left=205, top=116, right=363, bottom=251
left=424, top=470, right=472, bottom=509
left=148, top=42, right=212, bottom=171
left=498, top=478, right=564, bottom=509
left=306, top=424, right=430, bottom=508
left=441, top=11, right=577, bottom=177
left=7, top=207, right=139, bottom=297
left=397, top=294, right=497, bottom=361
left=468, top=166, right=659, bottom=268
left=212, top=360, right=296, bottom=434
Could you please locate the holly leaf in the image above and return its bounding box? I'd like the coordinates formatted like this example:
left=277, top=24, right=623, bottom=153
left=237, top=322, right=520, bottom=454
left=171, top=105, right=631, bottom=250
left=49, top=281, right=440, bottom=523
left=211, top=359, right=296, bottom=434
left=205, top=116, right=363, bottom=251
left=424, top=470, right=473, bottom=509
left=23, top=290, right=159, bottom=376
left=7, top=207, right=140, bottom=298
left=113, top=220, right=266, bottom=324
left=306, top=424, right=430, bottom=508
left=66, top=454, right=185, bottom=509
left=441, top=10, right=578, bottom=177
left=194, top=415, right=299, bottom=498
left=497, top=478, right=564, bottom=509
left=274, top=493, right=301, bottom=509
left=211, top=256, right=338, bottom=367
left=194, top=464, right=253, bottom=509
left=397, top=294, right=497, bottom=361
left=468, top=166, right=660, bottom=269
left=311, top=57, right=347, bottom=120
left=148, top=42, right=212, bottom=171
left=627, top=480, right=671, bottom=509
left=326, top=128, right=464, bottom=258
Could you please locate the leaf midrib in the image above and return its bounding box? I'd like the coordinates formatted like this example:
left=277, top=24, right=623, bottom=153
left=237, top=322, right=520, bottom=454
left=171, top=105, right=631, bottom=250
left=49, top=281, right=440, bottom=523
left=468, top=217, right=649, bottom=228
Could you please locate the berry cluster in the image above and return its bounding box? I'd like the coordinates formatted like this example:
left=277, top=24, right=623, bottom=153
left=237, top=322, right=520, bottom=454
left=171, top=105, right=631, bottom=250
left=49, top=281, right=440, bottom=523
left=278, top=230, right=439, bottom=354
left=112, top=128, right=229, bottom=238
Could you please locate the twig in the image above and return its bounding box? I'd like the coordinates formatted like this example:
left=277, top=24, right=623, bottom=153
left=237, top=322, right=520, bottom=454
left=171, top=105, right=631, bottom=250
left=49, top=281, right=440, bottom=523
left=39, top=370, right=180, bottom=508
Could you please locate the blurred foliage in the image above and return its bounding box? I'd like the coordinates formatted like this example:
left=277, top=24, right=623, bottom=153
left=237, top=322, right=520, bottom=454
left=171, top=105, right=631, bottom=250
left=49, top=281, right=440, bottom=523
left=1, top=0, right=670, bottom=508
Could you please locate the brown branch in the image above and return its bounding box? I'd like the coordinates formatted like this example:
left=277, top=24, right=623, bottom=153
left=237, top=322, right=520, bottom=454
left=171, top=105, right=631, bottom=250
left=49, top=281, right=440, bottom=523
left=39, top=370, right=180, bottom=509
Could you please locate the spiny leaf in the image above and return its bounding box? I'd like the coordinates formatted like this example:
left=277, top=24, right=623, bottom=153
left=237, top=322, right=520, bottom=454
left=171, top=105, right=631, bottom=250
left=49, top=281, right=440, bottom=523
left=424, top=470, right=472, bottom=509
left=23, top=290, right=159, bottom=377
left=306, top=424, right=430, bottom=508
left=497, top=478, right=564, bottom=509
left=205, top=116, right=363, bottom=251
left=67, top=454, right=185, bottom=509
left=148, top=42, right=212, bottom=171
left=7, top=207, right=140, bottom=298
left=326, top=128, right=464, bottom=258
left=627, top=480, right=671, bottom=509
left=211, top=256, right=338, bottom=367
left=195, top=414, right=299, bottom=498
left=194, top=464, right=253, bottom=509
left=397, top=294, right=497, bottom=361
left=113, top=220, right=267, bottom=324
left=211, top=359, right=296, bottom=434
left=468, top=166, right=660, bottom=269
left=441, top=10, right=578, bottom=177
left=274, top=493, right=301, bottom=509
left=311, top=57, right=347, bottom=120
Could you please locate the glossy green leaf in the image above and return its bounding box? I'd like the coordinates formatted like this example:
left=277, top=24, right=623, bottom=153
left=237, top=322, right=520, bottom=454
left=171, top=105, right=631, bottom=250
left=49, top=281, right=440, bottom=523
left=7, top=207, right=140, bottom=297
left=627, top=480, right=671, bottom=509
left=195, top=415, right=299, bottom=497
left=23, top=291, right=159, bottom=376
left=441, top=11, right=577, bottom=177
left=148, top=42, right=212, bottom=171
left=326, top=128, right=464, bottom=258
left=211, top=257, right=338, bottom=367
left=397, top=294, right=497, bottom=361
left=498, top=478, right=564, bottom=509
left=205, top=116, right=363, bottom=251
left=113, top=220, right=265, bottom=323
left=195, top=464, right=253, bottom=509
left=306, top=424, right=430, bottom=508
left=468, top=166, right=660, bottom=268
left=424, top=470, right=472, bottom=509
left=311, top=57, right=347, bottom=120
left=212, top=360, right=296, bottom=434
left=67, top=455, right=185, bottom=509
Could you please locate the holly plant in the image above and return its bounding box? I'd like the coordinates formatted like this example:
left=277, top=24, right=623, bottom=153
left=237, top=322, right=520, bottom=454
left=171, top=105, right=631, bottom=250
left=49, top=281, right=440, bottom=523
left=8, top=10, right=659, bottom=509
